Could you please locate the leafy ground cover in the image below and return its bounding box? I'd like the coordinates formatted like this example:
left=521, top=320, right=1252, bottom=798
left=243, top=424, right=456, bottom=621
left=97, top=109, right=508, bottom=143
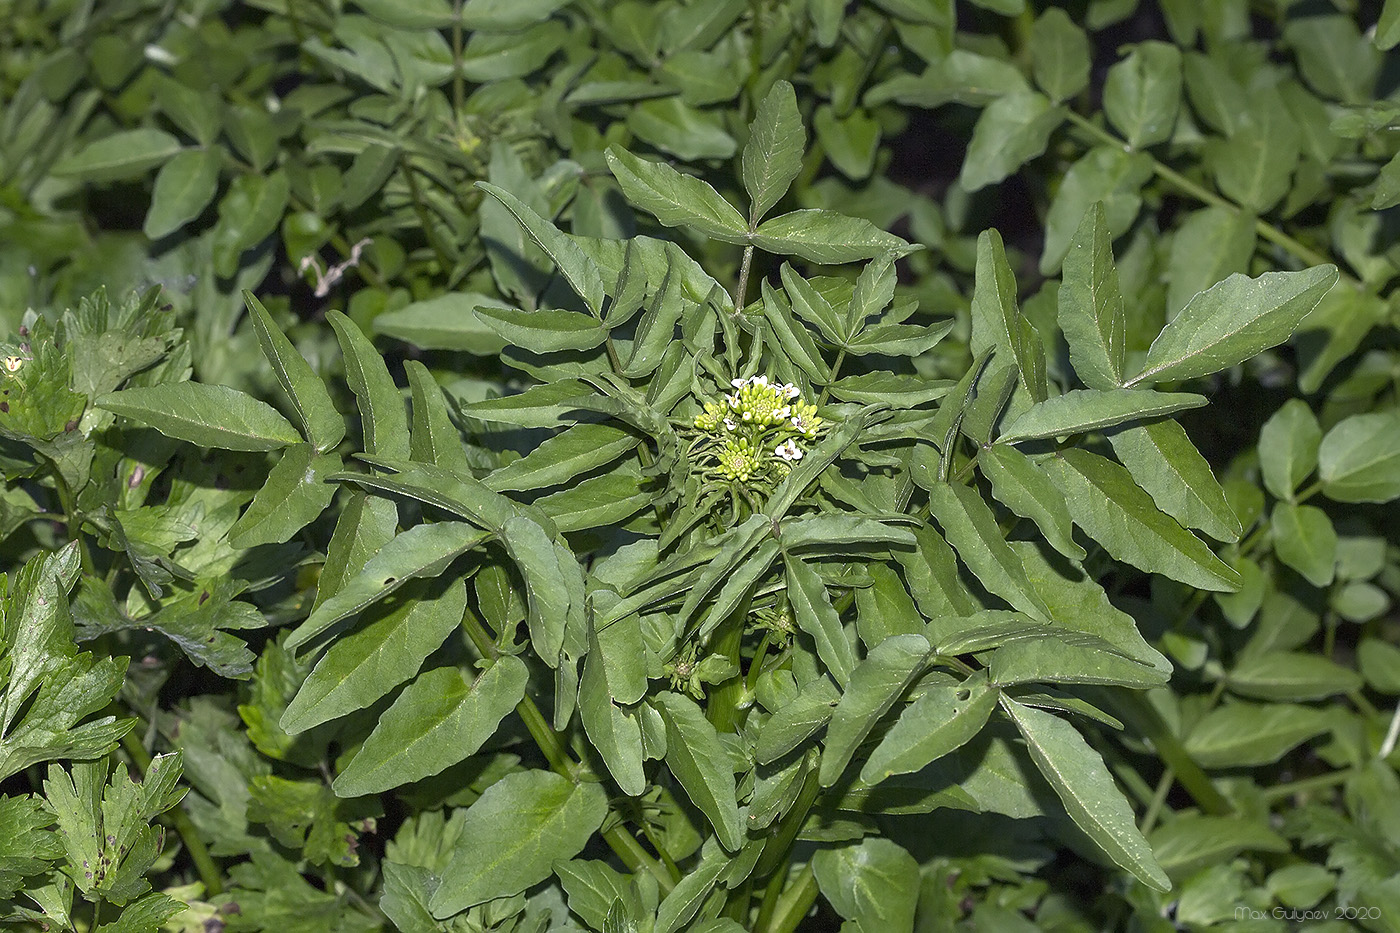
left=2, top=0, right=1400, bottom=931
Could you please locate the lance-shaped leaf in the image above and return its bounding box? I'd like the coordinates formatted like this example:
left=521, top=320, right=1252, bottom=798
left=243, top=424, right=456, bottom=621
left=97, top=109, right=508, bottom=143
left=970, top=229, right=1046, bottom=400
left=333, top=460, right=519, bottom=533
left=990, top=634, right=1168, bottom=688
left=980, top=444, right=1083, bottom=560
left=502, top=515, right=575, bottom=666
left=756, top=678, right=839, bottom=764
left=784, top=553, right=857, bottom=688
left=579, top=619, right=647, bottom=796
left=926, top=483, right=1052, bottom=622
left=485, top=424, right=637, bottom=493
left=751, top=210, right=917, bottom=264
left=245, top=291, right=344, bottom=452
left=475, top=306, right=607, bottom=353
left=998, top=389, right=1206, bottom=443
left=229, top=445, right=341, bottom=549
left=329, top=310, right=410, bottom=459
left=761, top=280, right=831, bottom=382
left=1058, top=203, right=1127, bottom=388
left=333, top=657, right=528, bottom=797
left=742, top=79, right=804, bottom=225
left=657, top=841, right=727, bottom=933
left=653, top=692, right=744, bottom=851
left=1107, top=420, right=1241, bottom=542
left=281, top=579, right=468, bottom=734
left=405, top=360, right=472, bottom=474
left=286, top=522, right=490, bottom=651
left=1043, top=449, right=1241, bottom=592
left=430, top=770, right=608, bottom=916
left=477, top=182, right=605, bottom=316
left=861, top=671, right=998, bottom=784
left=1126, top=265, right=1338, bottom=386
left=819, top=633, right=931, bottom=786
left=97, top=384, right=300, bottom=452
left=1001, top=697, right=1169, bottom=891
left=604, top=147, right=749, bottom=243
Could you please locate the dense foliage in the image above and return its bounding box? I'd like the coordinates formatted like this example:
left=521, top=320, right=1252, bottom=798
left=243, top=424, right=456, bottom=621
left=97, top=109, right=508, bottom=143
left=2, top=0, right=1400, bottom=930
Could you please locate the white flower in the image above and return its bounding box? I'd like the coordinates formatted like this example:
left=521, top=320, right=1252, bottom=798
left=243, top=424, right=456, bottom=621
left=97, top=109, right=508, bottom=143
left=774, top=439, right=803, bottom=462
left=752, top=375, right=769, bottom=387
left=782, top=383, right=801, bottom=400
left=723, top=418, right=737, bottom=431
left=742, top=411, right=752, bottom=421
left=775, top=406, right=791, bottom=419
left=727, top=394, right=740, bottom=409
left=731, top=377, right=748, bottom=388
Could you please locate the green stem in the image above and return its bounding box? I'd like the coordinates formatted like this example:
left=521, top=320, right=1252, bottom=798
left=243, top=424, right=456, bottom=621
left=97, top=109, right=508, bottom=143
left=1061, top=110, right=1343, bottom=278
left=51, top=472, right=94, bottom=576
left=735, top=245, right=756, bottom=311
left=765, top=865, right=819, bottom=933
left=1260, top=768, right=1352, bottom=802
left=816, top=349, right=845, bottom=407
left=1105, top=690, right=1233, bottom=817
left=458, top=606, right=676, bottom=893
left=451, top=0, right=465, bottom=126
left=1141, top=767, right=1175, bottom=835
left=120, top=732, right=223, bottom=897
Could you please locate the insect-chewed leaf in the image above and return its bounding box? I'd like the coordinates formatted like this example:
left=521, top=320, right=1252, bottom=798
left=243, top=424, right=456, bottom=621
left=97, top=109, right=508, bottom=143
left=819, top=633, right=931, bottom=787
left=861, top=672, right=998, bottom=784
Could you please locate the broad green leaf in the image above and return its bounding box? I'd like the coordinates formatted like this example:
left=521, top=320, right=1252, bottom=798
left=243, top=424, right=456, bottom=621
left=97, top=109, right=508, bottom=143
left=1107, top=420, right=1241, bottom=543
left=1259, top=400, right=1321, bottom=503
left=979, top=444, right=1083, bottom=560
left=536, top=467, right=653, bottom=534
left=1102, top=41, right=1181, bottom=148
left=1379, top=0, right=1400, bottom=49
left=627, top=98, right=736, bottom=161
left=405, top=361, right=472, bottom=474
left=755, top=678, right=839, bottom=764
left=853, top=562, right=926, bottom=649
left=656, top=842, right=726, bottom=933
left=1002, top=697, right=1169, bottom=891
left=213, top=171, right=292, bottom=275
left=1206, top=89, right=1299, bottom=214
left=742, top=79, right=804, bottom=225
left=960, top=92, right=1065, bottom=192
left=781, top=264, right=846, bottom=344
left=1150, top=814, right=1288, bottom=878
left=813, top=105, right=880, bottom=180
left=653, top=692, right=744, bottom=851
left=779, top=514, right=916, bottom=552
left=604, top=147, right=749, bottom=243
left=1039, top=148, right=1152, bottom=275
left=1228, top=651, right=1361, bottom=702
left=1271, top=502, right=1336, bottom=587
left=328, top=310, right=410, bottom=460
left=353, top=0, right=454, bottom=27
left=784, top=553, right=857, bottom=687
left=1318, top=411, right=1400, bottom=503
left=282, top=580, right=468, bottom=734
left=1044, top=449, right=1241, bottom=592
left=1059, top=203, right=1127, bottom=389
left=486, top=424, right=638, bottom=492
left=1127, top=266, right=1338, bottom=386
left=499, top=516, right=573, bottom=665
left=314, top=492, right=398, bottom=613
left=457, top=379, right=593, bottom=428
left=52, top=128, right=182, bottom=182
left=579, top=619, right=647, bottom=796
left=751, top=210, right=917, bottom=264
left=245, top=291, right=344, bottom=453
left=228, top=444, right=340, bottom=548
left=476, top=306, right=607, bottom=352
left=144, top=148, right=221, bottom=239
left=373, top=294, right=510, bottom=354
left=287, top=522, right=490, bottom=652
left=819, top=633, right=931, bottom=786
left=998, top=389, right=1206, bottom=444
left=1164, top=206, right=1258, bottom=320
left=761, top=280, right=831, bottom=382
left=811, top=839, right=920, bottom=933
left=97, top=384, right=300, bottom=451
left=334, top=657, right=528, bottom=797
left=825, top=372, right=951, bottom=407
left=1183, top=702, right=1330, bottom=768
left=1030, top=9, right=1090, bottom=102
left=861, top=672, right=998, bottom=783
left=926, top=483, right=1052, bottom=622
left=430, top=770, right=608, bottom=916
left=477, top=182, right=605, bottom=316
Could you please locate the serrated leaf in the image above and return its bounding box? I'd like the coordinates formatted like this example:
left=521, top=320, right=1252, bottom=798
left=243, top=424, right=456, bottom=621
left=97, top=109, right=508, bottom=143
left=742, top=79, right=804, bottom=224
left=1107, top=420, right=1241, bottom=543
left=333, top=657, right=528, bottom=796
left=1127, top=266, right=1339, bottom=386
left=819, top=633, right=931, bottom=786
left=282, top=580, right=468, bottom=734
left=477, top=182, right=605, bottom=316
left=604, top=147, right=749, bottom=243
left=1044, top=449, right=1241, bottom=592
left=998, top=389, right=1206, bottom=444
left=97, top=384, right=300, bottom=451
left=245, top=291, right=344, bottom=453
left=653, top=692, right=744, bottom=851
left=286, top=522, right=490, bottom=652
left=980, top=444, right=1083, bottom=560
left=430, top=770, right=608, bottom=916
left=1002, top=697, right=1169, bottom=891
left=861, top=672, right=998, bottom=784
left=926, top=483, right=1052, bottom=621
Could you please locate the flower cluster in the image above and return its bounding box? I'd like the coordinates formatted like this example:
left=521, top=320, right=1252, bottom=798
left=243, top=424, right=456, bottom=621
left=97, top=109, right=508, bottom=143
left=689, top=376, right=825, bottom=488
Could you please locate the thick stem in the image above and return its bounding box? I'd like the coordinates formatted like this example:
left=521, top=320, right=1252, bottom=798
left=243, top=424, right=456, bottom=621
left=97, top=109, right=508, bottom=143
left=765, top=865, right=819, bottom=933
left=735, top=245, right=756, bottom=311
